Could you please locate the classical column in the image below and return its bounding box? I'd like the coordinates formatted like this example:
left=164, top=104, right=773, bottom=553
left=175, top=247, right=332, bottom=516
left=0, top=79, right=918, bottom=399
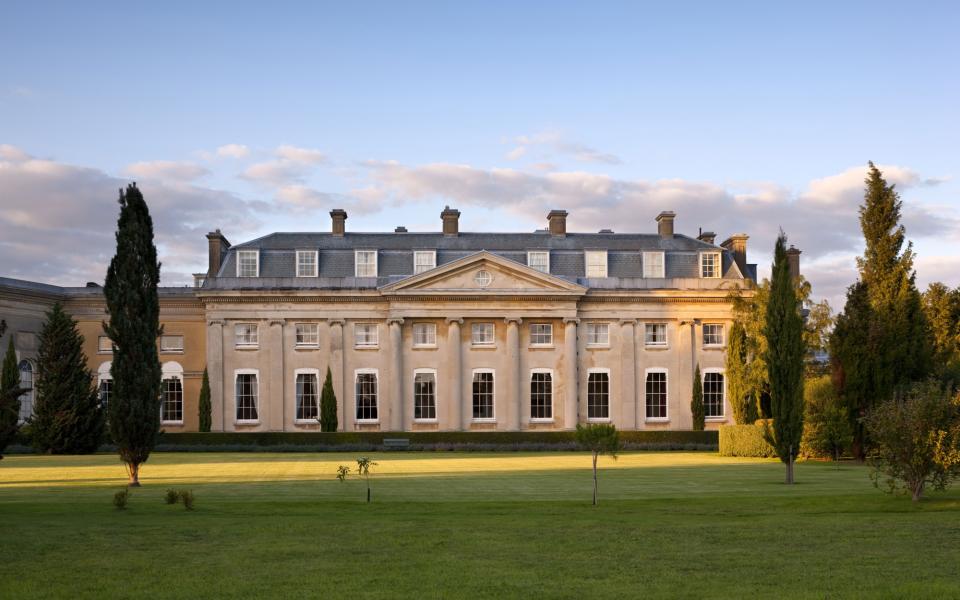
left=445, top=318, right=464, bottom=431
left=634, top=321, right=645, bottom=430
left=505, top=317, right=522, bottom=431
left=563, top=318, right=579, bottom=430
left=268, top=319, right=285, bottom=431
left=388, top=318, right=404, bottom=431
left=329, top=319, right=346, bottom=431
left=207, top=319, right=225, bottom=432
left=619, top=319, right=637, bottom=430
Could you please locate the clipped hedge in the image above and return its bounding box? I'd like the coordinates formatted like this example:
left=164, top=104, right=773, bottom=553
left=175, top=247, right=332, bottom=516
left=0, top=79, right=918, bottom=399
left=718, top=423, right=777, bottom=458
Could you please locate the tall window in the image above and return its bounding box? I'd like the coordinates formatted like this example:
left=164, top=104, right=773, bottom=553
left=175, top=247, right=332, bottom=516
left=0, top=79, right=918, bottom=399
left=529, top=323, right=553, bottom=346
left=586, top=323, right=609, bottom=346
left=645, top=370, right=668, bottom=420
left=414, top=371, right=437, bottom=421
left=235, top=323, right=259, bottom=348
left=97, top=362, right=112, bottom=408
left=235, top=372, right=259, bottom=422
left=160, top=335, right=184, bottom=353
left=161, top=376, right=183, bottom=423
left=527, top=251, right=550, bottom=273
left=98, top=336, right=113, bottom=353
left=354, top=323, right=379, bottom=348
left=645, top=323, right=667, bottom=347
left=295, top=371, right=319, bottom=421
left=355, top=250, right=377, bottom=277
left=472, top=370, right=494, bottom=420
left=700, top=252, right=720, bottom=278
left=530, top=371, right=553, bottom=421
left=585, top=250, right=608, bottom=277
left=472, top=322, right=494, bottom=346
left=587, top=371, right=609, bottom=420
left=18, top=360, right=33, bottom=422
left=703, top=323, right=724, bottom=346
left=643, top=251, right=665, bottom=278
left=355, top=371, right=378, bottom=421
left=296, top=250, right=318, bottom=277
left=413, top=250, right=436, bottom=274
left=237, top=250, right=259, bottom=277
left=704, top=371, right=725, bottom=418
left=295, top=323, right=319, bottom=347
left=413, top=323, right=436, bottom=347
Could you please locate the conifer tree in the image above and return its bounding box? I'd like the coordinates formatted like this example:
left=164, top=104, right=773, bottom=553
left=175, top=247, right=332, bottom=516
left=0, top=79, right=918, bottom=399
left=691, top=364, right=705, bottom=431
left=0, top=337, right=22, bottom=459
left=831, top=282, right=874, bottom=459
left=198, top=368, right=212, bottom=433
left=921, top=282, right=960, bottom=379
left=763, top=233, right=805, bottom=484
left=726, top=320, right=758, bottom=424
left=30, top=304, right=104, bottom=454
left=320, top=366, right=338, bottom=432
left=103, top=183, right=162, bottom=486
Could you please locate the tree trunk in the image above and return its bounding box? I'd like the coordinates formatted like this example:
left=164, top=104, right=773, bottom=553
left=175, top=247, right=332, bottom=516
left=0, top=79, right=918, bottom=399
left=366, top=480, right=371, bottom=503
left=912, top=481, right=924, bottom=502
left=592, top=452, right=598, bottom=506
left=127, top=462, right=141, bottom=487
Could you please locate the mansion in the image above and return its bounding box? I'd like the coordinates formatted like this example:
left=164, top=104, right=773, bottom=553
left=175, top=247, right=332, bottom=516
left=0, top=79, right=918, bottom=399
left=0, top=208, right=790, bottom=433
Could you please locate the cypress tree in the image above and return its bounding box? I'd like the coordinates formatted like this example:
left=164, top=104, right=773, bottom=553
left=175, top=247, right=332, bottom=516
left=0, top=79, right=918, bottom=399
left=726, top=320, right=758, bottom=424
left=30, top=304, right=104, bottom=454
left=0, top=337, right=22, bottom=459
left=691, top=364, right=704, bottom=431
left=763, top=232, right=805, bottom=484
left=320, top=366, right=338, bottom=432
left=831, top=282, right=874, bottom=459
left=103, top=183, right=162, bottom=486
left=198, top=368, right=212, bottom=433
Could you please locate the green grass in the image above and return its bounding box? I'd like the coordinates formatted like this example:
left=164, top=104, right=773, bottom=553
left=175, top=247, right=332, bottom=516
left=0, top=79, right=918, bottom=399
left=2, top=452, right=959, bottom=599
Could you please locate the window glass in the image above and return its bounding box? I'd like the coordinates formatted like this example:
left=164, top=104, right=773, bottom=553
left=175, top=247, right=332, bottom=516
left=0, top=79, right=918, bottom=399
left=235, top=324, right=259, bottom=347
left=355, top=251, right=377, bottom=277
left=471, top=323, right=494, bottom=345
left=161, top=377, right=183, bottom=422
left=236, top=373, right=259, bottom=422
left=587, top=372, right=609, bottom=420
left=354, top=323, right=379, bottom=347
left=701, top=253, right=720, bottom=278
left=413, top=323, right=437, bottom=346
left=160, top=335, right=184, bottom=352
left=237, top=250, right=258, bottom=277
left=414, top=372, right=437, bottom=420
left=586, top=323, right=609, bottom=346
left=645, top=371, right=667, bottom=420
left=585, top=251, right=607, bottom=277
left=643, top=251, right=665, bottom=278
left=704, top=372, right=725, bottom=418
left=472, top=371, right=494, bottom=420
left=530, top=372, right=553, bottom=420
left=296, top=372, right=319, bottom=421
left=414, top=251, right=436, bottom=274
left=529, top=323, right=553, bottom=346
left=356, top=372, right=378, bottom=421
left=297, top=251, right=318, bottom=277
left=528, top=251, right=549, bottom=273
left=295, top=323, right=319, bottom=347
left=703, top=323, right=724, bottom=346
left=645, top=323, right=667, bottom=346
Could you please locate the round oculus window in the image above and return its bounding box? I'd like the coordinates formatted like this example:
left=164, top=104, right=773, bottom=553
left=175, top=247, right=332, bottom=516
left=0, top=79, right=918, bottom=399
left=474, top=270, right=492, bottom=287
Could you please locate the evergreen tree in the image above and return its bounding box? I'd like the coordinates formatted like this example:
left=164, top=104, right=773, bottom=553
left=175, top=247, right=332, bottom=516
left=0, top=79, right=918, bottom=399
left=921, top=282, right=960, bottom=380
left=30, top=304, right=104, bottom=454
left=0, top=337, right=22, bottom=459
left=198, top=368, right=212, bottom=433
left=763, top=232, right=805, bottom=484
left=691, top=364, right=705, bottom=431
left=103, top=183, right=162, bottom=486
left=320, top=366, right=338, bottom=432
left=830, top=281, right=874, bottom=460
left=726, top=320, right=758, bottom=424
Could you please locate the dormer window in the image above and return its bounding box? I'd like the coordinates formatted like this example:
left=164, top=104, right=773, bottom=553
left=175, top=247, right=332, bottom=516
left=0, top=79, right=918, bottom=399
left=527, top=251, right=550, bottom=274
left=413, top=250, right=436, bottom=275
left=700, top=252, right=721, bottom=278
left=237, top=250, right=259, bottom=277
left=643, top=251, right=665, bottom=278
left=585, top=250, right=607, bottom=278
left=296, top=250, right=318, bottom=277
left=355, top=250, right=377, bottom=277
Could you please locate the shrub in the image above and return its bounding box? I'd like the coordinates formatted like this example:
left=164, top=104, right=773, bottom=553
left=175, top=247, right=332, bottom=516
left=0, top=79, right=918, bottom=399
left=179, top=490, right=195, bottom=510
left=113, top=488, right=129, bottom=510
left=801, top=376, right=852, bottom=459
left=719, top=422, right=777, bottom=457
left=164, top=489, right=179, bottom=505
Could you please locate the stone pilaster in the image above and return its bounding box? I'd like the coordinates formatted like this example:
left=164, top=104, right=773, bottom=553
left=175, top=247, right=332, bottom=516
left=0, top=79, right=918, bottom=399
left=619, top=319, right=637, bottom=430
left=207, top=319, right=224, bottom=431
left=505, top=317, right=522, bottom=431
left=269, top=319, right=285, bottom=431
left=445, top=318, right=464, bottom=430
left=388, top=318, right=404, bottom=431
left=329, top=319, right=346, bottom=431
left=563, top=318, right=579, bottom=430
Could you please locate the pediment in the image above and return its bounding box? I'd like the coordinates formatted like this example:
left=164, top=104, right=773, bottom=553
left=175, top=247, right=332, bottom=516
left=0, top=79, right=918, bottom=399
left=380, top=251, right=586, bottom=296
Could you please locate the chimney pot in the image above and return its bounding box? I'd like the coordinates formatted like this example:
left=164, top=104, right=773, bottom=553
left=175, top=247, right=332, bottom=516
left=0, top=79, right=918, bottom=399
left=697, top=230, right=717, bottom=245
left=656, top=211, right=676, bottom=239
left=330, top=209, right=348, bottom=237
left=721, top=234, right=749, bottom=276
left=206, top=230, right=231, bottom=278
left=786, top=245, right=802, bottom=280
left=441, top=206, right=461, bottom=237
left=547, top=209, right=568, bottom=237
left=394, top=226, right=408, bottom=233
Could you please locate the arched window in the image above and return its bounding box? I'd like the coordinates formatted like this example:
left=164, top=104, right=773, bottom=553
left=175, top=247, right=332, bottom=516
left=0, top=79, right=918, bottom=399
left=97, top=362, right=112, bottom=408
left=18, top=360, right=33, bottom=422
left=161, top=362, right=184, bottom=424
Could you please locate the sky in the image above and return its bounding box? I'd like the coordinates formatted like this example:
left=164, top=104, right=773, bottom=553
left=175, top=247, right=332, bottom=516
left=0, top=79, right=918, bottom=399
left=1, top=0, right=958, bottom=309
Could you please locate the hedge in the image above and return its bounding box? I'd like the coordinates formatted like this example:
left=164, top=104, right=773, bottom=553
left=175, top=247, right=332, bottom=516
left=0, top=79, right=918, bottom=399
left=718, top=423, right=777, bottom=458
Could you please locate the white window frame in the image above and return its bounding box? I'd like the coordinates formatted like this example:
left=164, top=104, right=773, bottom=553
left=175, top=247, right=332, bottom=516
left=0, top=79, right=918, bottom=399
left=354, top=322, right=379, bottom=348
left=529, top=368, right=554, bottom=423
left=529, top=323, right=553, bottom=347
left=234, top=368, right=260, bottom=424
left=354, top=368, right=379, bottom=423
left=643, top=251, right=665, bottom=278
left=644, top=367, right=669, bottom=422
left=98, top=335, right=113, bottom=354
left=296, top=250, right=319, bottom=277
left=586, top=367, right=611, bottom=422
left=645, top=323, right=668, bottom=348
left=585, top=250, right=608, bottom=278
left=527, top=251, right=550, bottom=274
left=355, top=250, right=378, bottom=278
left=413, top=368, right=439, bottom=423
left=97, top=361, right=112, bottom=408
left=413, top=250, right=437, bottom=275
left=294, top=322, right=320, bottom=348
left=471, top=322, right=495, bottom=346
left=700, top=252, right=721, bottom=279
left=237, top=250, right=259, bottom=277
left=703, top=323, right=725, bottom=347
left=412, top=322, right=437, bottom=348
left=17, top=360, right=34, bottom=423
left=234, top=323, right=259, bottom=349
left=160, top=361, right=184, bottom=425
left=294, top=367, right=321, bottom=424
left=586, top=322, right=610, bottom=347
left=471, top=368, right=496, bottom=422
left=160, top=334, right=184, bottom=353
left=702, top=367, right=726, bottom=420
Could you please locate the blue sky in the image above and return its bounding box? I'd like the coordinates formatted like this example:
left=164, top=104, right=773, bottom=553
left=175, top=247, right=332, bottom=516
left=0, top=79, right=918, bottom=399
left=1, top=1, right=958, bottom=307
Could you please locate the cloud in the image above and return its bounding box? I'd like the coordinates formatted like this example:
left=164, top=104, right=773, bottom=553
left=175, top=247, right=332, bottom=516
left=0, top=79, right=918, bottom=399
left=215, top=144, right=250, bottom=159
left=505, top=130, right=622, bottom=165
left=275, top=145, right=326, bottom=164
left=125, top=160, right=210, bottom=182
left=0, top=144, right=31, bottom=162
left=240, top=145, right=328, bottom=186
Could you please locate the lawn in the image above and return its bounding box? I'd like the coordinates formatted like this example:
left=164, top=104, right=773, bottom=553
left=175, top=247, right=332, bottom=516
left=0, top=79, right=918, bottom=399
left=2, top=452, right=959, bottom=599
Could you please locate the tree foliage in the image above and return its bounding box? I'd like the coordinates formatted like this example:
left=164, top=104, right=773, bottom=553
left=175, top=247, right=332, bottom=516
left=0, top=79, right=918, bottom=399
left=320, top=366, right=338, bottom=432
left=103, top=183, right=162, bottom=486
left=801, top=375, right=852, bottom=460
left=0, top=337, right=22, bottom=459
left=691, top=364, right=705, bottom=431
left=726, top=320, right=758, bottom=424
left=575, top=423, right=620, bottom=506
left=198, top=368, right=212, bottom=433
left=763, top=232, right=805, bottom=484
left=921, top=282, right=960, bottom=381
left=30, top=303, right=104, bottom=454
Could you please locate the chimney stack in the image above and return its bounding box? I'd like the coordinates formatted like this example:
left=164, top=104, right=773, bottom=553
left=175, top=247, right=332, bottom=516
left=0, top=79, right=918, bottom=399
left=547, top=210, right=568, bottom=237
left=206, top=229, right=231, bottom=278
left=721, top=234, right=749, bottom=275
left=330, top=209, right=347, bottom=236
left=656, top=211, right=676, bottom=240
left=697, top=230, right=717, bottom=245
left=441, top=206, right=460, bottom=237
left=786, top=246, right=802, bottom=280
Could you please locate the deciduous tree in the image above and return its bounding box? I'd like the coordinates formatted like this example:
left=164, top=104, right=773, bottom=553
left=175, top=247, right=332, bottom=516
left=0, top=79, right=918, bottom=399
left=575, top=423, right=620, bottom=506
